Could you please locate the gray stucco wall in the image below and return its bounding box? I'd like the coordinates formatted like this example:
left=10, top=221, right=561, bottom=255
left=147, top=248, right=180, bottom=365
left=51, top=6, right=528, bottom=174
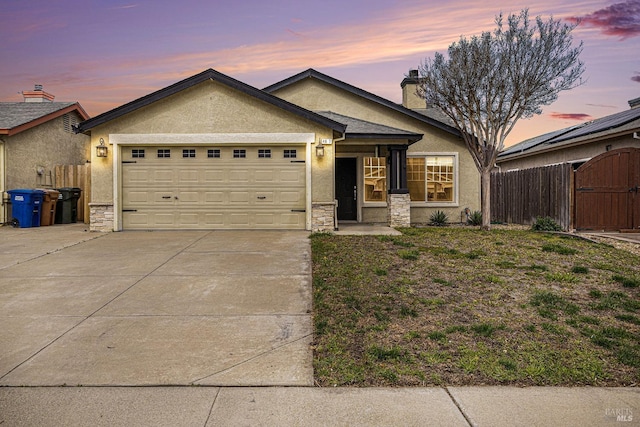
left=4, top=112, right=89, bottom=190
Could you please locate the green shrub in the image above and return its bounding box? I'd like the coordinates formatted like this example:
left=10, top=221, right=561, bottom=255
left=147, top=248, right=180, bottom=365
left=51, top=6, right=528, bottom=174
left=531, top=216, right=562, bottom=232
left=429, top=210, right=449, bottom=226
left=467, top=210, right=482, bottom=226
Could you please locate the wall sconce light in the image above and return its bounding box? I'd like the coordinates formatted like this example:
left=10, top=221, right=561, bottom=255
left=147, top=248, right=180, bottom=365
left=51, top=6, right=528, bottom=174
left=315, top=141, right=325, bottom=157
left=96, top=138, right=108, bottom=158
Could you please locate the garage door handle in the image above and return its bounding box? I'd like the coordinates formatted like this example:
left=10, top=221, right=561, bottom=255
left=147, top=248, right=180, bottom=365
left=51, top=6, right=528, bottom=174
left=257, top=196, right=266, bottom=200
left=162, top=196, right=171, bottom=199
left=291, top=209, right=306, bottom=212
left=123, top=209, right=137, bottom=212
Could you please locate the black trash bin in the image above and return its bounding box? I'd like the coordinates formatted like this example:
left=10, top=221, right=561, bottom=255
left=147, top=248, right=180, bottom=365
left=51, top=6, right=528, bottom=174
left=54, top=187, right=82, bottom=224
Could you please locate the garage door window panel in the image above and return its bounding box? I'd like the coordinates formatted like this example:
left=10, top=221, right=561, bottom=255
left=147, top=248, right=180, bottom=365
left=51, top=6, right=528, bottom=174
left=182, top=149, right=196, bottom=158
left=258, top=149, right=272, bottom=158
left=208, top=149, right=221, bottom=158
left=132, top=149, right=145, bottom=158
left=157, top=149, right=171, bottom=158
left=233, top=149, right=246, bottom=158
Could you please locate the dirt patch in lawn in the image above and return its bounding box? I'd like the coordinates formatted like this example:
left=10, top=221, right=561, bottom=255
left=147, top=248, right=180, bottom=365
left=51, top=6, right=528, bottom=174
left=310, top=227, right=640, bottom=387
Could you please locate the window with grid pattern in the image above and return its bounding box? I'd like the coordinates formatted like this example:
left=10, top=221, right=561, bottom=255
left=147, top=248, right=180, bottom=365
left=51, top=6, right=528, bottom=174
left=407, top=155, right=455, bottom=202
left=363, top=157, right=387, bottom=202
left=182, top=149, right=196, bottom=158
left=208, top=149, right=221, bottom=158
left=233, top=149, right=246, bottom=158
left=258, top=149, right=271, bottom=158
left=132, top=149, right=145, bottom=159
left=157, top=149, right=171, bottom=158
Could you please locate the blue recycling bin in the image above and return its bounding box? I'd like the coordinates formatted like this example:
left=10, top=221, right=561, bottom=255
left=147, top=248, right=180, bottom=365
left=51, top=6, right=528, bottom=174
left=7, top=189, right=45, bottom=228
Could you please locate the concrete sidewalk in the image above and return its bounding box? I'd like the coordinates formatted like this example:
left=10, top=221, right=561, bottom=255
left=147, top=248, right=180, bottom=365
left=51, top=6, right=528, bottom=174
left=0, top=224, right=638, bottom=426
left=0, top=386, right=638, bottom=426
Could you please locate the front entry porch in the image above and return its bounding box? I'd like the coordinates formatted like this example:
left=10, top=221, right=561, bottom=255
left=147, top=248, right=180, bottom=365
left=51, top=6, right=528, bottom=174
left=334, top=145, right=411, bottom=229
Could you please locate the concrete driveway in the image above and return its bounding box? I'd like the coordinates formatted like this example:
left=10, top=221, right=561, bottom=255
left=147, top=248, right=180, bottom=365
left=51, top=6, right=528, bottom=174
left=0, top=224, right=312, bottom=386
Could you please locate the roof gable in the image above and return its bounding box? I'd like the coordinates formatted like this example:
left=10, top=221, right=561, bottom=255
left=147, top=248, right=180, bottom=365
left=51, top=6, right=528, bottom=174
left=76, top=68, right=345, bottom=134
left=0, top=102, right=89, bottom=136
left=264, top=68, right=460, bottom=137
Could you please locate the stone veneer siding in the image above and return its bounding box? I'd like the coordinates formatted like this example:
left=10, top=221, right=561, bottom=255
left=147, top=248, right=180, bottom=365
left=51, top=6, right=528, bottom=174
left=387, top=193, right=411, bottom=228
left=89, top=203, right=114, bottom=232
left=311, top=201, right=336, bottom=232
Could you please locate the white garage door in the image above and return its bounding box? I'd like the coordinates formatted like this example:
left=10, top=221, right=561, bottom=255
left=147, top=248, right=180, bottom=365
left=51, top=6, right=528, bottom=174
left=121, top=145, right=306, bottom=229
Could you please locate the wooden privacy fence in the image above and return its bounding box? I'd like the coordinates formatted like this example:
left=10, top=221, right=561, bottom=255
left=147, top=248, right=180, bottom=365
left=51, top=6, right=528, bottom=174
left=491, top=163, right=573, bottom=230
left=54, top=164, right=91, bottom=224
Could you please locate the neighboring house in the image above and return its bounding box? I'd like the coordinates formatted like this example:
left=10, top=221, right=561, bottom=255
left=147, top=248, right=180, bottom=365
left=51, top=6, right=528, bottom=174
left=497, top=97, right=640, bottom=171
left=76, top=68, right=479, bottom=232
left=496, top=97, right=640, bottom=231
left=0, top=86, right=90, bottom=224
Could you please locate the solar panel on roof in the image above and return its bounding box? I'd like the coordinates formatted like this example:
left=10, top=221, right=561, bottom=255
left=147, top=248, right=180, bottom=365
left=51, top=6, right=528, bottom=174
left=550, top=108, right=640, bottom=144
left=500, top=123, right=584, bottom=156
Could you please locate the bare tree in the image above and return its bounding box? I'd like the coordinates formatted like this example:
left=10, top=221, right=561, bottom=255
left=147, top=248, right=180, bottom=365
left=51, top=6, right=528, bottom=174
left=416, top=9, right=584, bottom=230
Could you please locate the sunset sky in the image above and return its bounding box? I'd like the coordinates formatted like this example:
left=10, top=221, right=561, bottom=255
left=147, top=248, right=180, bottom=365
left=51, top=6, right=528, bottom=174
left=1, top=0, right=638, bottom=146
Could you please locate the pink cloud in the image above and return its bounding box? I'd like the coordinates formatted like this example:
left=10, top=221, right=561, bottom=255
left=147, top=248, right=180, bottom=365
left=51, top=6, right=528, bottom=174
left=568, top=1, right=640, bottom=39
left=549, top=112, right=593, bottom=121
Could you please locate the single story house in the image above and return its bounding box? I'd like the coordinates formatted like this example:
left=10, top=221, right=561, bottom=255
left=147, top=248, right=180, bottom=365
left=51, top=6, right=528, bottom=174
left=497, top=97, right=640, bottom=171
left=0, top=86, right=90, bottom=224
left=76, top=68, right=479, bottom=232
left=496, top=97, right=640, bottom=231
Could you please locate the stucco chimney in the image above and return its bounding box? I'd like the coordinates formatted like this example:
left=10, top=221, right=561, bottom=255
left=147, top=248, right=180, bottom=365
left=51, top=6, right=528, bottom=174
left=22, top=84, right=55, bottom=102
left=629, top=97, right=640, bottom=109
left=401, top=70, right=425, bottom=110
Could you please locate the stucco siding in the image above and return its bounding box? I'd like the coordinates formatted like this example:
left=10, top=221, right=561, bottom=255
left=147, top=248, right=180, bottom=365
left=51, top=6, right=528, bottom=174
left=89, top=79, right=335, bottom=206
left=271, top=78, right=481, bottom=220
left=4, top=114, right=88, bottom=190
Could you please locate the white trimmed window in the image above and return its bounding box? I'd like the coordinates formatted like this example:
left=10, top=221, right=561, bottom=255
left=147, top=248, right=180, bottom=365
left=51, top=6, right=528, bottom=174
left=363, top=157, right=387, bottom=202
left=407, top=154, right=457, bottom=203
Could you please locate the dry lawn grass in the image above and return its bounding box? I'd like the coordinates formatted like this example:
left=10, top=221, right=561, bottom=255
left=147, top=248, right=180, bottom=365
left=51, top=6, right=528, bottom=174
left=311, top=227, right=640, bottom=387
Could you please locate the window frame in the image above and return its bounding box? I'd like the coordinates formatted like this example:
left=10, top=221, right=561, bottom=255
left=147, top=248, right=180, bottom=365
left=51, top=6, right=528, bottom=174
left=407, top=152, right=459, bottom=206
left=207, top=149, right=221, bottom=158
left=362, top=156, right=388, bottom=204
left=132, top=149, right=145, bottom=159
left=157, top=149, right=171, bottom=158
left=182, top=148, right=196, bottom=158
left=258, top=149, right=272, bottom=159
left=233, top=149, right=247, bottom=158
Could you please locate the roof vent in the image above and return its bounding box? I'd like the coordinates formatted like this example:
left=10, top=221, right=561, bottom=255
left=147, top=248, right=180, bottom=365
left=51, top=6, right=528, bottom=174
left=629, top=97, right=640, bottom=109
left=34, top=84, right=43, bottom=91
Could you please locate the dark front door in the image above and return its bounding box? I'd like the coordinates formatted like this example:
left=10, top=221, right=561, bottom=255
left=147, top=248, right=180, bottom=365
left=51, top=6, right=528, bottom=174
left=575, top=148, right=640, bottom=231
left=336, top=158, right=357, bottom=221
